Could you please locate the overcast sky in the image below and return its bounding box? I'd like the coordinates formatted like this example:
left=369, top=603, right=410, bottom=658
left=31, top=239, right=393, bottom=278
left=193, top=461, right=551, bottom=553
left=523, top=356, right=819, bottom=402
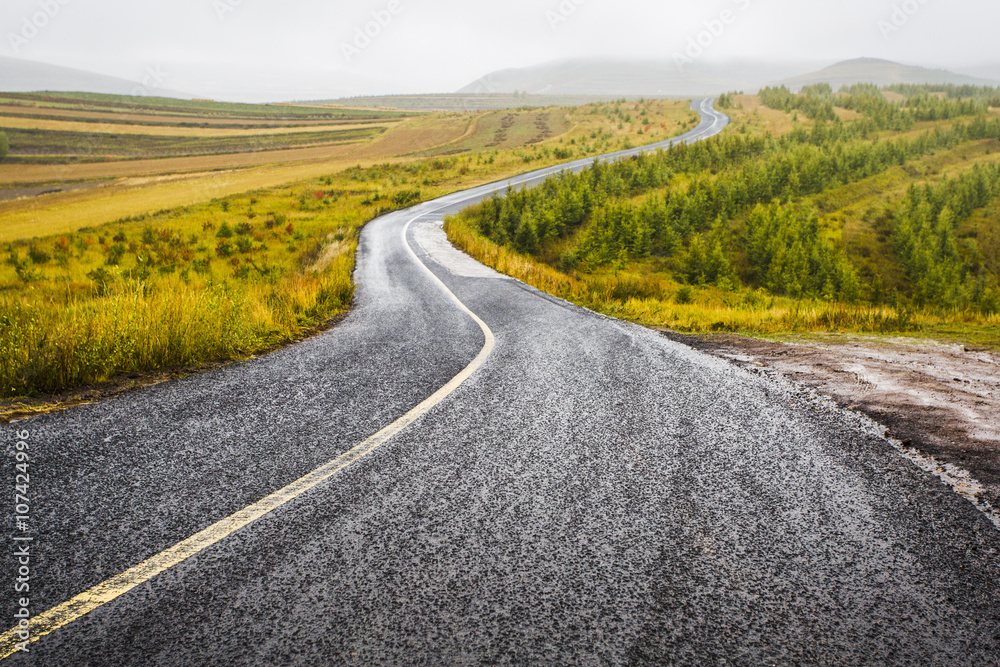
left=3, top=0, right=998, bottom=100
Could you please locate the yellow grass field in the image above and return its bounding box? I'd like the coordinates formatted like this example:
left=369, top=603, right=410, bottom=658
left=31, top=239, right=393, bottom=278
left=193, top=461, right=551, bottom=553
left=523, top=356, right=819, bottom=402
left=727, top=95, right=799, bottom=135
left=0, top=142, right=362, bottom=184
left=0, top=98, right=698, bottom=401
left=0, top=104, right=394, bottom=126
left=0, top=116, right=399, bottom=137
left=0, top=115, right=471, bottom=185
left=0, top=158, right=406, bottom=242
left=353, top=114, right=476, bottom=157
left=0, top=101, right=689, bottom=243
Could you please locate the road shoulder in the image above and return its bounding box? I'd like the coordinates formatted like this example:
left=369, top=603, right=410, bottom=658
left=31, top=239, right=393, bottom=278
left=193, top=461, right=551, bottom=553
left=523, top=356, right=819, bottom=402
left=659, top=330, right=1000, bottom=515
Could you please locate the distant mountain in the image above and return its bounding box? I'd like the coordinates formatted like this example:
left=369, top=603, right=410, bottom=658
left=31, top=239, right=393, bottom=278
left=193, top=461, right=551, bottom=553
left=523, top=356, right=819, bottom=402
left=772, top=58, right=999, bottom=91
left=956, top=64, right=1000, bottom=84
left=0, top=56, right=192, bottom=98
left=0, top=57, right=392, bottom=104
left=457, top=58, right=819, bottom=97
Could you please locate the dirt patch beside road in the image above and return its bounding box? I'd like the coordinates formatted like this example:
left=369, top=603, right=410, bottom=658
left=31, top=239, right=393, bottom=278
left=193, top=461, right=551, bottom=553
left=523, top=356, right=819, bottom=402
left=661, top=331, right=1000, bottom=513
left=0, top=181, right=107, bottom=202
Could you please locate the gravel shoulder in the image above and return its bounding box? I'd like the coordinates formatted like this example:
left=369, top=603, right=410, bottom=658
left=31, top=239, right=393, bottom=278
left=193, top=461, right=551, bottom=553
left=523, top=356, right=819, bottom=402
left=660, top=331, right=1000, bottom=512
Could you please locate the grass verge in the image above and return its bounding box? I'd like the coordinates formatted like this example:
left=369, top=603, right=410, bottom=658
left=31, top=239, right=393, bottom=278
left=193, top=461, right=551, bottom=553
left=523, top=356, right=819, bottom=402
left=444, top=212, right=1000, bottom=343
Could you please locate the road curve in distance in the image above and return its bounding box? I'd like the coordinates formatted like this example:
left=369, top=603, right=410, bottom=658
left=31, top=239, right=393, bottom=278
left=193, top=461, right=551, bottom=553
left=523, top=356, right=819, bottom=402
left=4, top=99, right=1000, bottom=666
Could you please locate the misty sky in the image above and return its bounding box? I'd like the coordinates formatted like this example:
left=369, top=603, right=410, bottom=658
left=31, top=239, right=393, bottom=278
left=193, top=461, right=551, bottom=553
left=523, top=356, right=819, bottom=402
left=2, top=0, right=998, bottom=100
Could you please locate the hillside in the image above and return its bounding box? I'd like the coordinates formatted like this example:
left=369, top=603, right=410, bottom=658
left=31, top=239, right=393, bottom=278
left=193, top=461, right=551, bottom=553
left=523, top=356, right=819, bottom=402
left=446, top=87, right=1000, bottom=338
left=774, top=58, right=998, bottom=91
left=0, top=56, right=191, bottom=99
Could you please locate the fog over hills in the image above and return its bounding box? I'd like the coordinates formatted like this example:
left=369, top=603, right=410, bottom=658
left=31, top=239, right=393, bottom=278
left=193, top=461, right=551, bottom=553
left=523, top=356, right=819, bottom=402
left=0, top=56, right=192, bottom=99
left=459, top=58, right=1000, bottom=98
left=4, top=0, right=998, bottom=101
left=2, top=55, right=998, bottom=104
left=954, top=63, right=1000, bottom=83
left=0, top=57, right=406, bottom=104
left=457, top=58, right=817, bottom=97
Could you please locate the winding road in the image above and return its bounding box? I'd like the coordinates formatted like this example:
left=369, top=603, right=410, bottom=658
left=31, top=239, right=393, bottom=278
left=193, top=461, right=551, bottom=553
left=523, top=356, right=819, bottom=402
left=3, top=100, right=1000, bottom=665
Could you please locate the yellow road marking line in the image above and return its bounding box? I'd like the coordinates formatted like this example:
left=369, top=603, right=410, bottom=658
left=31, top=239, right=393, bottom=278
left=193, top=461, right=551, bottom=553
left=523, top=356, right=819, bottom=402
left=0, top=206, right=495, bottom=660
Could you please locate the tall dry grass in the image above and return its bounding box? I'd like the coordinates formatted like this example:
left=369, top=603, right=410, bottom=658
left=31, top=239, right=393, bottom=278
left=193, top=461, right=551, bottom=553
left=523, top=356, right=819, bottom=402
left=0, top=260, right=353, bottom=396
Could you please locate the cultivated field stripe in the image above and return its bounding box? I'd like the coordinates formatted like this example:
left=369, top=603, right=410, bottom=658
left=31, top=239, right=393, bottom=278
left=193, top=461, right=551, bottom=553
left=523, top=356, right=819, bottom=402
left=0, top=104, right=394, bottom=127
left=0, top=206, right=496, bottom=660
left=0, top=115, right=395, bottom=137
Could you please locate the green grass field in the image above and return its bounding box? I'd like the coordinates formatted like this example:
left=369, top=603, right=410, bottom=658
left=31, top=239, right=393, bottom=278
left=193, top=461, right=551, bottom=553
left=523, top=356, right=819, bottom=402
left=446, top=88, right=1000, bottom=346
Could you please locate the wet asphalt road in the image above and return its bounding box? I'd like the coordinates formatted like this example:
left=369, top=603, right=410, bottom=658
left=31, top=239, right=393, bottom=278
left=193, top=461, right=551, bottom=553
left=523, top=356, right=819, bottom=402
left=3, top=100, right=1000, bottom=665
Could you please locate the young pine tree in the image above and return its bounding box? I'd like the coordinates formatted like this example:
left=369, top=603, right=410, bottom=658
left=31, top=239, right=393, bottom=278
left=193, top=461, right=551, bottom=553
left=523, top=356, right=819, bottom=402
left=514, top=214, right=539, bottom=255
